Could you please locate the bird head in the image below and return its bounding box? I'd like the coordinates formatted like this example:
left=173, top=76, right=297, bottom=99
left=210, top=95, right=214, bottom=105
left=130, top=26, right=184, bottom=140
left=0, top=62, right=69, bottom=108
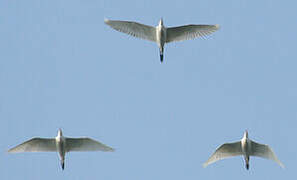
left=244, top=130, right=249, bottom=138
left=159, top=18, right=163, bottom=26
left=58, top=128, right=63, bottom=137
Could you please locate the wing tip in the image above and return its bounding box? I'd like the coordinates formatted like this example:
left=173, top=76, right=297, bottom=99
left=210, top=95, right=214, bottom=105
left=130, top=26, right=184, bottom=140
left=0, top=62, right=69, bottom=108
left=104, top=145, right=115, bottom=152
left=109, top=147, right=115, bottom=152
left=279, top=162, right=285, bottom=169
left=214, top=24, right=220, bottom=30
left=202, top=162, right=208, bottom=168
left=7, top=148, right=18, bottom=153
left=104, top=18, right=110, bottom=24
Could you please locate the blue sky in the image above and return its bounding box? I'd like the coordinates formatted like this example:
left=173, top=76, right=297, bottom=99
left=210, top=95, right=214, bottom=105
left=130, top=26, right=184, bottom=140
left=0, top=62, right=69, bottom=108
left=1, top=0, right=296, bottom=179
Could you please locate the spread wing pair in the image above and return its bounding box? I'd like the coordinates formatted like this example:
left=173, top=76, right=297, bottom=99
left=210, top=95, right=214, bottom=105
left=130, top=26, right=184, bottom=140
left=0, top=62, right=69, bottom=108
left=104, top=19, right=219, bottom=43
left=203, top=140, right=284, bottom=168
left=8, top=137, right=114, bottom=153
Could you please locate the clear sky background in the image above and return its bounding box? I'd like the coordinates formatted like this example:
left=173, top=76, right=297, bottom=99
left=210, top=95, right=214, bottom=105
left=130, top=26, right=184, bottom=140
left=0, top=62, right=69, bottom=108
left=0, top=0, right=296, bottom=179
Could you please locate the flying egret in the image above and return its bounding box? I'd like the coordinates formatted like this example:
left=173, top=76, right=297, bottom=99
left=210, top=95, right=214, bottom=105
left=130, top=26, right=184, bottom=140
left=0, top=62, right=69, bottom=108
left=8, top=129, right=114, bottom=170
left=203, top=130, right=284, bottom=170
left=104, top=18, right=220, bottom=63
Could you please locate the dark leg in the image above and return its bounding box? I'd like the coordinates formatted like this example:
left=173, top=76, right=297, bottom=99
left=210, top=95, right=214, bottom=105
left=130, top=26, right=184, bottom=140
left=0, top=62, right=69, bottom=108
left=159, top=47, right=164, bottom=63
left=61, top=160, right=65, bottom=170
left=160, top=54, right=163, bottom=63
left=245, top=156, right=250, bottom=170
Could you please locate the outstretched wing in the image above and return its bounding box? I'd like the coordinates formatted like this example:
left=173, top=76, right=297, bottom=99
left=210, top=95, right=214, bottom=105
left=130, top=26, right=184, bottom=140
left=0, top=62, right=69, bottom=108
left=104, top=19, right=156, bottom=42
left=166, top=24, right=220, bottom=43
left=65, top=137, right=114, bottom=152
left=250, top=140, right=284, bottom=168
left=8, top=138, right=57, bottom=153
left=203, top=141, right=242, bottom=167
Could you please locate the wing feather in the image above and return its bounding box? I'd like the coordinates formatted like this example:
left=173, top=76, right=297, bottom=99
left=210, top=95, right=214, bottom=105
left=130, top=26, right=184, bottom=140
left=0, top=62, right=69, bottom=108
left=104, top=19, right=156, bottom=42
left=8, top=138, right=56, bottom=153
left=166, top=24, right=220, bottom=43
left=250, top=140, right=284, bottom=168
left=203, top=141, right=242, bottom=167
left=65, top=137, right=114, bottom=152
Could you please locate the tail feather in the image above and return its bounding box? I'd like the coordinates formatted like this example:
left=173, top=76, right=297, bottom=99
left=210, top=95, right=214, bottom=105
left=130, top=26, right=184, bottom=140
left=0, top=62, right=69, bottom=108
left=159, top=47, right=164, bottom=63
left=61, top=161, right=65, bottom=170
left=245, top=156, right=249, bottom=170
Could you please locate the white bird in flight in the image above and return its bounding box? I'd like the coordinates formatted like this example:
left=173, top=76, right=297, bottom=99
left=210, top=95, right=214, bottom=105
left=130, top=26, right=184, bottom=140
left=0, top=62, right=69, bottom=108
left=8, top=129, right=114, bottom=170
left=104, top=18, right=220, bottom=63
left=203, top=130, right=284, bottom=170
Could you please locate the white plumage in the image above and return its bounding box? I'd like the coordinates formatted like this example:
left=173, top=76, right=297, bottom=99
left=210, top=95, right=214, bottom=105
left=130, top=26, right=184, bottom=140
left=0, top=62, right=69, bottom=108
left=203, top=131, right=284, bottom=169
left=8, top=129, right=114, bottom=170
left=104, top=18, right=219, bottom=62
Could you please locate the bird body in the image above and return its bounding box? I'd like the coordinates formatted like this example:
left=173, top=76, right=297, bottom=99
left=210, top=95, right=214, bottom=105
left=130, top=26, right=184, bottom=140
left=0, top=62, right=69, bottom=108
left=156, top=19, right=166, bottom=62
left=241, top=131, right=252, bottom=169
left=104, top=18, right=219, bottom=62
left=8, top=129, right=114, bottom=170
left=55, top=129, right=66, bottom=169
left=203, top=131, right=284, bottom=170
